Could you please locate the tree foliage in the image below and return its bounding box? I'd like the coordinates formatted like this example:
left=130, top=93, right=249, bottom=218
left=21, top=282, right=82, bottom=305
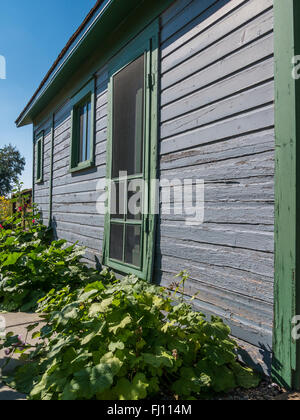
left=0, top=144, right=25, bottom=196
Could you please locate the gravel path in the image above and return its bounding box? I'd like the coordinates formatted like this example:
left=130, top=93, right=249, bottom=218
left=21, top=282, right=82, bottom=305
left=0, top=312, right=44, bottom=401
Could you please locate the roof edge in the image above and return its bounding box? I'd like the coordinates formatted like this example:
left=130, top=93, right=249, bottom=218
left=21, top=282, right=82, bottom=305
left=15, top=0, right=109, bottom=127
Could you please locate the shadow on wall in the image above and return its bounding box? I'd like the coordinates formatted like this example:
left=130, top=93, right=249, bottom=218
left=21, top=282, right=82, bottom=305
left=51, top=216, right=58, bottom=240
left=240, top=342, right=293, bottom=389
left=237, top=343, right=272, bottom=377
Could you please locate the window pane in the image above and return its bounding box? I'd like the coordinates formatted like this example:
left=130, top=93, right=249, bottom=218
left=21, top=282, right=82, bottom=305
left=112, top=55, right=145, bottom=178
left=79, top=104, right=87, bottom=162
left=125, top=225, right=141, bottom=267
left=37, top=141, right=41, bottom=180
left=78, top=99, right=92, bottom=164
left=109, top=223, right=124, bottom=262
left=127, top=179, right=142, bottom=220
left=86, top=101, right=92, bottom=161
left=111, top=181, right=126, bottom=220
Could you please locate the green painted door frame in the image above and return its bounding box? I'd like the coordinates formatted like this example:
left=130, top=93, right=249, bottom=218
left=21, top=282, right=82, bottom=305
left=273, top=0, right=300, bottom=390
left=102, top=21, right=159, bottom=281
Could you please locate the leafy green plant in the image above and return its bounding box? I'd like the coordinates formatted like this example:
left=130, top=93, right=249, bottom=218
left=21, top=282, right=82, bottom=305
left=0, top=196, right=95, bottom=312
left=1, top=272, right=260, bottom=400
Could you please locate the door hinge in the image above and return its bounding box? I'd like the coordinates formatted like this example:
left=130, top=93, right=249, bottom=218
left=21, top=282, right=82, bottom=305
left=145, top=216, right=151, bottom=234
left=147, top=73, right=155, bottom=90
left=145, top=216, right=149, bottom=234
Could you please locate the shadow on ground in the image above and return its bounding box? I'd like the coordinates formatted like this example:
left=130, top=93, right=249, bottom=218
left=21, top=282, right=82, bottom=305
left=0, top=312, right=44, bottom=401
left=0, top=383, right=26, bottom=401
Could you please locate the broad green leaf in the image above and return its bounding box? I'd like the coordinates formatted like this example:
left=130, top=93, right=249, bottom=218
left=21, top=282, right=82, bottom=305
left=211, top=365, right=237, bottom=393
left=89, top=297, right=113, bottom=316
left=109, top=341, right=125, bottom=352
left=114, top=373, right=149, bottom=400
left=30, top=372, right=49, bottom=400
left=231, top=362, right=261, bottom=389
left=90, top=363, right=114, bottom=394
left=1, top=252, right=24, bottom=267
left=81, top=331, right=97, bottom=346
left=172, top=367, right=211, bottom=397
left=142, top=349, right=174, bottom=369
left=109, top=315, right=132, bottom=334
left=69, top=367, right=93, bottom=400
left=100, top=353, right=123, bottom=375
left=32, top=331, right=41, bottom=340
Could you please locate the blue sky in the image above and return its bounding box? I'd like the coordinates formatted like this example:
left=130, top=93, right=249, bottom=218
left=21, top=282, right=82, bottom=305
left=0, top=0, right=96, bottom=190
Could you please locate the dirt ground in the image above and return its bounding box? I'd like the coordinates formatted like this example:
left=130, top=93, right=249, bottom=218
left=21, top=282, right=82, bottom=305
left=218, top=379, right=300, bottom=400
left=0, top=383, right=26, bottom=401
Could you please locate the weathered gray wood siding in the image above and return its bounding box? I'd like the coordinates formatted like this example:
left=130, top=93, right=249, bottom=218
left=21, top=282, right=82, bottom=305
left=51, top=69, right=108, bottom=266
left=33, top=68, right=109, bottom=266
left=33, top=118, right=52, bottom=227
left=157, top=0, right=274, bottom=355
left=32, top=0, right=275, bottom=367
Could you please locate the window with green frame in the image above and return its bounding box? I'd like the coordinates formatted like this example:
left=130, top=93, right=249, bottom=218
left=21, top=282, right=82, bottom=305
left=35, top=132, right=44, bottom=183
left=103, top=22, right=159, bottom=280
left=70, top=79, right=95, bottom=172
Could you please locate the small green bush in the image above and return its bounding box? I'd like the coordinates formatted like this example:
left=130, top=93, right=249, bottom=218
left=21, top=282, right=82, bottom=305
left=1, top=272, right=260, bottom=400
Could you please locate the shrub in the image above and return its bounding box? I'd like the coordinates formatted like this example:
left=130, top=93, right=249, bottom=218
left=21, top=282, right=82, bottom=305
left=0, top=208, right=95, bottom=312
left=1, top=272, right=260, bottom=400
left=0, top=196, right=11, bottom=222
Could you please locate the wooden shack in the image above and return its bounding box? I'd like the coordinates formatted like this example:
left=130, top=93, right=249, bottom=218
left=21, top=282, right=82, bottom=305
left=16, top=0, right=300, bottom=388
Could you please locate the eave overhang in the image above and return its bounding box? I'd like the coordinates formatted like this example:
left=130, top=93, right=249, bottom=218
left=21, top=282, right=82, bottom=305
left=15, top=0, right=144, bottom=127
